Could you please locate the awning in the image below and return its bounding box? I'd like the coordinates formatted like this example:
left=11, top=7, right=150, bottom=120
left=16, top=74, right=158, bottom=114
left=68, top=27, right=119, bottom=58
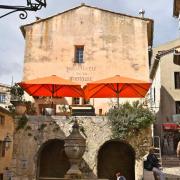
left=162, top=123, right=180, bottom=130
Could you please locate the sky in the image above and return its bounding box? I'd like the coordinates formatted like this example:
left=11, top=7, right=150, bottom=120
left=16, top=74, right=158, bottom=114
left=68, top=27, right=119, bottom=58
left=0, top=0, right=179, bottom=85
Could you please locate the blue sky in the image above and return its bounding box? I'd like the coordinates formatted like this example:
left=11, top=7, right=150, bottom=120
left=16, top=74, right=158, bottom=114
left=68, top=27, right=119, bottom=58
left=0, top=0, right=179, bottom=85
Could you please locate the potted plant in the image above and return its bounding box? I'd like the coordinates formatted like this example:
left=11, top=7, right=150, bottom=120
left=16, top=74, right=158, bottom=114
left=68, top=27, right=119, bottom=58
left=10, top=83, right=27, bottom=115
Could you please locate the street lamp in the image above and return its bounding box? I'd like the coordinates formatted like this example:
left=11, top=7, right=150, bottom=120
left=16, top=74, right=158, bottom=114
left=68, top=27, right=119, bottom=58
left=4, top=134, right=12, bottom=149
left=0, top=0, right=46, bottom=19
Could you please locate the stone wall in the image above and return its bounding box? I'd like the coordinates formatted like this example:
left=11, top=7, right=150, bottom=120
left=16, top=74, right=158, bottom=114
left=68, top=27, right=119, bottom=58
left=0, top=108, right=14, bottom=176
left=9, top=116, right=152, bottom=180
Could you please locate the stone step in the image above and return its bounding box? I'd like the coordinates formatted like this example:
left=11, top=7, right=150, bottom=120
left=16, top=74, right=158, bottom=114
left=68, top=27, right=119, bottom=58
left=165, top=176, right=180, bottom=180
left=38, top=179, right=108, bottom=180
left=163, top=162, right=180, bottom=167
left=143, top=170, right=180, bottom=180
left=162, top=159, right=180, bottom=167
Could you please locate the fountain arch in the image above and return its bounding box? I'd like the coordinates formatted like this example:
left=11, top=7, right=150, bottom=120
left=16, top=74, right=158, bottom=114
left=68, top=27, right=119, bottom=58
left=37, top=139, right=70, bottom=180
left=97, top=139, right=135, bottom=180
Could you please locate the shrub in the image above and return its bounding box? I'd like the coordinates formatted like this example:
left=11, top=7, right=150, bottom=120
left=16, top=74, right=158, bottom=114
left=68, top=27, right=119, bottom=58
left=10, top=83, right=24, bottom=101
left=108, top=101, right=155, bottom=139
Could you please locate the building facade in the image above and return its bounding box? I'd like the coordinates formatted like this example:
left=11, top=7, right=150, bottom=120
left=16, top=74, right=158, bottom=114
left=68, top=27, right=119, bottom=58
left=21, top=4, right=153, bottom=114
left=10, top=4, right=155, bottom=180
left=150, top=39, right=180, bottom=153
left=0, top=107, right=14, bottom=180
left=0, top=84, right=11, bottom=110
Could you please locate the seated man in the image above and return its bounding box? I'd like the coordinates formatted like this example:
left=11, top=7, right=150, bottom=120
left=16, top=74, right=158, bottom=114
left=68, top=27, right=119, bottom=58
left=147, top=147, right=165, bottom=180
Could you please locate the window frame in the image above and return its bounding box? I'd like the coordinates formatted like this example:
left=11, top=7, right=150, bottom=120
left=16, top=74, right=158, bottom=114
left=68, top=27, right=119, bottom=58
left=72, top=97, right=80, bottom=105
left=175, top=101, right=180, bottom=114
left=0, top=141, right=5, bottom=157
left=174, top=72, right=180, bottom=89
left=74, top=45, right=84, bottom=63
left=0, top=115, right=5, bottom=125
left=83, top=98, right=90, bottom=105
left=0, top=93, right=6, bottom=104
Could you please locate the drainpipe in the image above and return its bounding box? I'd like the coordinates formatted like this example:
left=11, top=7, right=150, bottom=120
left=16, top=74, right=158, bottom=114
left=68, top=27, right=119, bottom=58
left=178, top=11, right=180, bottom=30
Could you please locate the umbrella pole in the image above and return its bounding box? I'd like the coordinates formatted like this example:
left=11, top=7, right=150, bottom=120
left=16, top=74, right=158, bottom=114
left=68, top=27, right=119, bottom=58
left=51, top=84, right=55, bottom=108
left=117, top=97, right=119, bottom=108
left=51, top=100, right=53, bottom=108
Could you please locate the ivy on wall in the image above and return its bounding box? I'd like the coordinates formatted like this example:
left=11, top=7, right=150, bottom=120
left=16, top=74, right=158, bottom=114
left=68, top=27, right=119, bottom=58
left=108, top=101, right=155, bottom=139
left=16, top=115, right=29, bottom=131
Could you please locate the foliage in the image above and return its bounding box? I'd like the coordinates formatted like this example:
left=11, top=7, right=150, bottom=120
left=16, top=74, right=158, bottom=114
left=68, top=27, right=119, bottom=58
left=7, top=105, right=16, bottom=116
left=53, top=126, right=60, bottom=132
left=16, top=115, right=28, bottom=131
left=25, top=101, right=37, bottom=115
left=108, top=101, right=155, bottom=139
left=25, top=125, right=32, bottom=131
left=10, top=83, right=24, bottom=101
left=38, top=123, right=47, bottom=131
left=9, top=83, right=37, bottom=115
left=27, top=133, right=32, bottom=136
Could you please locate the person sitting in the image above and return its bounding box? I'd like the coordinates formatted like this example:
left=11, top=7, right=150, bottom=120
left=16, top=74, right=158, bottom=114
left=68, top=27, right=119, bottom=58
left=146, top=147, right=165, bottom=180
left=116, top=172, right=126, bottom=180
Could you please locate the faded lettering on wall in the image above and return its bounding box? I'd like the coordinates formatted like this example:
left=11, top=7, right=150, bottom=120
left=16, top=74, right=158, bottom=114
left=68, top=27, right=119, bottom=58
left=66, top=65, right=96, bottom=82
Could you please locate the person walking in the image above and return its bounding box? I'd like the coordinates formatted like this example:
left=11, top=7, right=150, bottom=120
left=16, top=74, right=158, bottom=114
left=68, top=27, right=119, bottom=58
left=163, top=135, right=169, bottom=155
left=177, top=140, right=180, bottom=160
left=116, top=172, right=126, bottom=180
left=146, top=147, right=165, bottom=180
left=168, top=134, right=174, bottom=155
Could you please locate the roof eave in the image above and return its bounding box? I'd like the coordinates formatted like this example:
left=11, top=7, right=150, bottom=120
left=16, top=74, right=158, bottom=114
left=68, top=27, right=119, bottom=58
left=20, top=25, right=26, bottom=38
left=20, top=4, right=154, bottom=40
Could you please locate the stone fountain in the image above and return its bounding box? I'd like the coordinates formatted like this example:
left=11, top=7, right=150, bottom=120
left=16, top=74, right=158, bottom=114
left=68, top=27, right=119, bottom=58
left=64, top=118, right=86, bottom=179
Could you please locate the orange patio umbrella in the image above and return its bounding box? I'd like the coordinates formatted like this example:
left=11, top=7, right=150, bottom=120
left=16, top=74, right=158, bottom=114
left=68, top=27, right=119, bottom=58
left=18, top=75, right=84, bottom=98
left=84, top=75, right=151, bottom=106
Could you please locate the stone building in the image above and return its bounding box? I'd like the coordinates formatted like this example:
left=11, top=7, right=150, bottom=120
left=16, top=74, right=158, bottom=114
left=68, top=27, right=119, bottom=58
left=150, top=39, right=180, bottom=153
left=9, top=4, right=154, bottom=180
left=0, top=83, right=11, bottom=110
left=0, top=106, right=14, bottom=179
left=20, top=4, right=153, bottom=114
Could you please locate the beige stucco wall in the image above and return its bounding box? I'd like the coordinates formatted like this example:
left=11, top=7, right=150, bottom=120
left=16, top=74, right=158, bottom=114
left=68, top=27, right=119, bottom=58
left=0, top=110, right=14, bottom=174
left=22, top=6, right=151, bottom=112
left=151, top=38, right=180, bottom=137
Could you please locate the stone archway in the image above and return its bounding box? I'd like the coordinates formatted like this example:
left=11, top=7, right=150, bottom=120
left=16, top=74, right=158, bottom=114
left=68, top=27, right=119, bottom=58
left=97, top=140, right=135, bottom=180
left=37, top=139, right=70, bottom=179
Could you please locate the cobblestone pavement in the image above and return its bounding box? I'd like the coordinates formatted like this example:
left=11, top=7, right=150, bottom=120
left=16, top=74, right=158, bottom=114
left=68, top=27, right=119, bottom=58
left=162, top=155, right=180, bottom=178
left=163, top=167, right=180, bottom=179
